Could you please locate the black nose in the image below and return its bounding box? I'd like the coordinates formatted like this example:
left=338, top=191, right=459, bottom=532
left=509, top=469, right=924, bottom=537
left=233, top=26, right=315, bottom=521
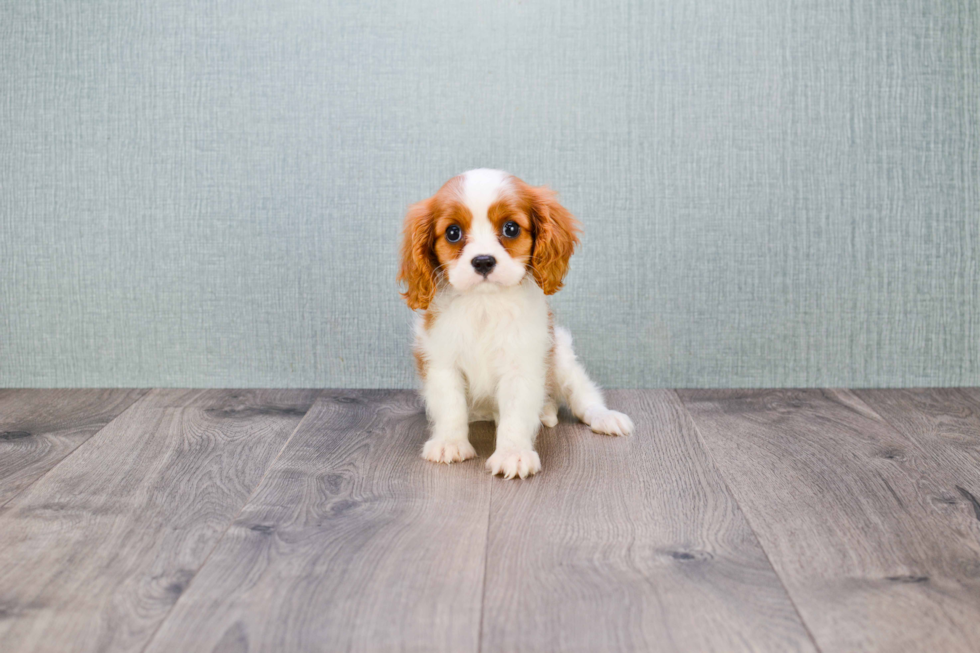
left=471, top=255, right=496, bottom=276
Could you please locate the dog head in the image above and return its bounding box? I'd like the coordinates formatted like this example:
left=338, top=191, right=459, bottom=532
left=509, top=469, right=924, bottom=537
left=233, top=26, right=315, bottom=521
left=398, top=169, right=581, bottom=310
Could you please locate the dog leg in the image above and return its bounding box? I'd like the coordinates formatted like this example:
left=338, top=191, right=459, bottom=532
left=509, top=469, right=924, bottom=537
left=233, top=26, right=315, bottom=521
left=552, top=326, right=634, bottom=436
left=487, top=369, right=545, bottom=479
left=540, top=398, right=559, bottom=428
left=421, top=367, right=477, bottom=463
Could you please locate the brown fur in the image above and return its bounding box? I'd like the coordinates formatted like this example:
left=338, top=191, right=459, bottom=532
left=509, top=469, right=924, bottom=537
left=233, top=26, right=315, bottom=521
left=413, top=306, right=440, bottom=379
left=413, top=345, right=427, bottom=380
left=397, top=177, right=466, bottom=310
left=398, top=198, right=438, bottom=310
left=488, top=197, right=533, bottom=263
left=398, top=173, right=581, bottom=309
left=512, top=178, right=581, bottom=295
left=432, top=202, right=471, bottom=270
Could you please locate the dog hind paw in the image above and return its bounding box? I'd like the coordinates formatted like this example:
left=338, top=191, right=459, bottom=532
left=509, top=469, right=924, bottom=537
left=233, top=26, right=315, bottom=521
left=540, top=403, right=559, bottom=428
left=583, top=407, right=634, bottom=436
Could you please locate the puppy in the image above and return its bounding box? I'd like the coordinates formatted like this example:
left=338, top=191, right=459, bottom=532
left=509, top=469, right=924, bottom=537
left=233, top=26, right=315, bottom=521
left=398, top=169, right=633, bottom=479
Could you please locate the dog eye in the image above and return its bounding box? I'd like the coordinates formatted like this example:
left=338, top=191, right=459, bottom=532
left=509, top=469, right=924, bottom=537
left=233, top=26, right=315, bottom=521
left=445, top=225, right=462, bottom=243
left=502, top=221, right=520, bottom=238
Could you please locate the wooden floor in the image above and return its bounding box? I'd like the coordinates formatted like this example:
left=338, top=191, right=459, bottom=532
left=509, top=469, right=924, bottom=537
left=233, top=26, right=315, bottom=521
left=1, top=389, right=979, bottom=652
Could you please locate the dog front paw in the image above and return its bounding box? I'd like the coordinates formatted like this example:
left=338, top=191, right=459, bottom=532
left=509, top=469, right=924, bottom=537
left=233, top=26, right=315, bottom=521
left=583, top=407, right=634, bottom=436
left=486, top=448, right=541, bottom=479
left=422, top=438, right=477, bottom=464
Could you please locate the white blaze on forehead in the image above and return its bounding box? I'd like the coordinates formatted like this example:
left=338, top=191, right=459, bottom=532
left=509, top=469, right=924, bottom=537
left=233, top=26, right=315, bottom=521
left=461, top=169, right=510, bottom=235
left=445, top=168, right=526, bottom=290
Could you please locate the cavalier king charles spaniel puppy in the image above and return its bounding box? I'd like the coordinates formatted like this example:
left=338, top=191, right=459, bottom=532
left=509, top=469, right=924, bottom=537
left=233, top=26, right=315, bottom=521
left=398, top=169, right=633, bottom=479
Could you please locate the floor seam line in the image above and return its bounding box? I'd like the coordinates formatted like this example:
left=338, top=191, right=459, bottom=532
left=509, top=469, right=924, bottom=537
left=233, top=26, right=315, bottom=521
left=476, top=473, right=493, bottom=653
left=671, top=389, right=827, bottom=653
left=0, top=388, right=152, bottom=511
left=137, top=389, right=324, bottom=653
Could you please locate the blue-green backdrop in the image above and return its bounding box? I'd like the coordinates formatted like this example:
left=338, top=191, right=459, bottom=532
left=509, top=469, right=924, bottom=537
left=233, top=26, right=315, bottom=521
left=2, top=1, right=978, bottom=388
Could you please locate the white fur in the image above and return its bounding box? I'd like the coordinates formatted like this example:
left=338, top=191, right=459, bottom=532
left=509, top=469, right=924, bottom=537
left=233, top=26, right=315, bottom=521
left=416, top=169, right=634, bottom=479
left=446, top=169, right=528, bottom=291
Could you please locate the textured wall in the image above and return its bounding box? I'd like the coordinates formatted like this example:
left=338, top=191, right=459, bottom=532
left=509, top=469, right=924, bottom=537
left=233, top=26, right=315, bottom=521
left=1, top=1, right=978, bottom=388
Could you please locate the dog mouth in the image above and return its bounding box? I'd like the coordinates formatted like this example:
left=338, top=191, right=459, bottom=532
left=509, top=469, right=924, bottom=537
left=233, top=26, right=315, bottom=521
left=466, top=273, right=515, bottom=292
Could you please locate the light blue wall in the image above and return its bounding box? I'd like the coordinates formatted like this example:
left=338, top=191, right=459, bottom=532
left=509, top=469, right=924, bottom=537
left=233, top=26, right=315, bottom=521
left=2, top=1, right=978, bottom=388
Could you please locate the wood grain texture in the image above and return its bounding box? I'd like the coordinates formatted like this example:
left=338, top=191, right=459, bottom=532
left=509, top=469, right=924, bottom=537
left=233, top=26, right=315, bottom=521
left=0, top=389, right=318, bottom=653
left=5, top=388, right=979, bottom=652
left=679, top=389, right=980, bottom=653
left=143, top=390, right=494, bottom=653
left=854, top=389, right=980, bottom=500
left=0, top=389, right=147, bottom=507
left=481, top=390, right=816, bottom=653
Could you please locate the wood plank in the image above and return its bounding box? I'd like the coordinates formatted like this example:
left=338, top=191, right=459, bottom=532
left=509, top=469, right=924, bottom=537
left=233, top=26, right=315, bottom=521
left=143, top=390, right=493, bottom=653
left=854, top=389, right=980, bottom=494
left=854, top=388, right=980, bottom=563
left=0, top=388, right=318, bottom=653
left=481, top=390, right=817, bottom=653
left=0, top=389, right=148, bottom=507
left=679, top=389, right=980, bottom=653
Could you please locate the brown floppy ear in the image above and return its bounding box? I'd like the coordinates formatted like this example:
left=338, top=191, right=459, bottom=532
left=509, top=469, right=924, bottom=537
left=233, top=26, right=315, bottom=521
left=524, top=185, right=581, bottom=295
left=397, top=198, right=438, bottom=310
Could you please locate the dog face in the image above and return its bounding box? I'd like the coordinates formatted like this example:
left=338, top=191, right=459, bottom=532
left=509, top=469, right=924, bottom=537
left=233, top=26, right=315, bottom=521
left=398, top=169, right=581, bottom=310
